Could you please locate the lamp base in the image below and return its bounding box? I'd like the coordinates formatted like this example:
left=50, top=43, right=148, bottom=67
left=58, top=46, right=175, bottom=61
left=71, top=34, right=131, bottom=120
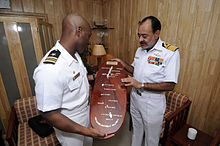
left=97, top=56, right=102, bottom=68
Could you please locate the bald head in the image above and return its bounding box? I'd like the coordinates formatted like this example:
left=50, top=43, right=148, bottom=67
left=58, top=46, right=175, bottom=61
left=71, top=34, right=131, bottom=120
left=60, top=13, right=91, bottom=56
left=62, top=13, right=90, bottom=34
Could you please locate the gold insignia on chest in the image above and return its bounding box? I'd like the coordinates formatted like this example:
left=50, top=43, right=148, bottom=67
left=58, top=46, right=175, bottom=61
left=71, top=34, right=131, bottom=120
left=73, top=72, right=80, bottom=80
left=154, top=53, right=161, bottom=57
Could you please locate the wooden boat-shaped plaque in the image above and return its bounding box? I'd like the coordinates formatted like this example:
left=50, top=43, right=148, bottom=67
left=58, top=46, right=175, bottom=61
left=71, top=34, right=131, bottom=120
left=90, top=60, right=127, bottom=135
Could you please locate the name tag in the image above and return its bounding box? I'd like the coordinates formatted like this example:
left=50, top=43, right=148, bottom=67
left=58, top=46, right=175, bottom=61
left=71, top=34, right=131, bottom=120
left=106, top=61, right=118, bottom=65
left=73, top=72, right=80, bottom=80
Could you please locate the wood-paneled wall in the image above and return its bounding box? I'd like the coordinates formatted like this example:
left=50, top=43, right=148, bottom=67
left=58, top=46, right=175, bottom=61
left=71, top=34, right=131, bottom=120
left=103, top=0, right=220, bottom=136
left=1, top=0, right=103, bottom=41
left=0, top=0, right=219, bottom=137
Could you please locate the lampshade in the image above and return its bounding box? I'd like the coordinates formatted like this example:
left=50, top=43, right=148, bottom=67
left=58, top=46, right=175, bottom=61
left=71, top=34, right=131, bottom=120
left=92, top=45, right=106, bottom=56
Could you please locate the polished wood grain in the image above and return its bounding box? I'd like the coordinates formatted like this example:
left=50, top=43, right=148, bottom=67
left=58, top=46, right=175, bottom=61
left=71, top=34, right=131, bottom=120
left=90, top=60, right=127, bottom=134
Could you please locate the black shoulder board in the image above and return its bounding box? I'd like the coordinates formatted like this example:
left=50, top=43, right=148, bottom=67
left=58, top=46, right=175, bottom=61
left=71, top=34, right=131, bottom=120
left=162, top=43, right=178, bottom=51
left=43, top=49, right=61, bottom=64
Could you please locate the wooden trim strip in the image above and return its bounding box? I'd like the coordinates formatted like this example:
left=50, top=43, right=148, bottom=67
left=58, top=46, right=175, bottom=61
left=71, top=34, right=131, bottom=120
left=0, top=11, right=48, bottom=21
left=42, top=24, right=50, bottom=52
left=0, top=73, right=11, bottom=131
left=4, top=21, right=32, bottom=98
left=31, top=19, right=44, bottom=64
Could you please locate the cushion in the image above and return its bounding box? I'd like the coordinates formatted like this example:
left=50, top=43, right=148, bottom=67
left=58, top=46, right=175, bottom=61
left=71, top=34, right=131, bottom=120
left=166, top=91, right=188, bottom=112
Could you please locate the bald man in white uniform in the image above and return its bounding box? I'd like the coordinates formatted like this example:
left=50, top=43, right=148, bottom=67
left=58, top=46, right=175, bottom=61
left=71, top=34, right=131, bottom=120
left=33, top=13, right=108, bottom=146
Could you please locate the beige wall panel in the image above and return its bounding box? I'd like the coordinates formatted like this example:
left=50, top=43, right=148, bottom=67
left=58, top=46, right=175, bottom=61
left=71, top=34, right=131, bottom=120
left=22, top=0, right=34, bottom=13
left=34, top=0, right=45, bottom=14
left=0, top=73, right=11, bottom=131
left=10, top=0, right=23, bottom=12
left=52, top=0, right=66, bottom=40
left=44, top=0, right=56, bottom=38
left=4, top=22, right=32, bottom=98
left=1, top=0, right=103, bottom=44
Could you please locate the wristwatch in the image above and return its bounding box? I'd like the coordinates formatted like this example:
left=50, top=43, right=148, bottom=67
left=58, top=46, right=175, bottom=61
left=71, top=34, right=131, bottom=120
left=141, top=83, right=144, bottom=88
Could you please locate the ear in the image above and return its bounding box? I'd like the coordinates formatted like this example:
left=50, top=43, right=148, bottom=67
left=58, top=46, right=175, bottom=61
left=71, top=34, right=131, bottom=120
left=154, top=30, right=160, bottom=38
left=76, top=26, right=82, bottom=37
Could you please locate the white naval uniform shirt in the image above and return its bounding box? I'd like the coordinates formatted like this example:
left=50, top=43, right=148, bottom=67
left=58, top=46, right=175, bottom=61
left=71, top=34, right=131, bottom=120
left=33, top=41, right=90, bottom=118
left=132, top=38, right=180, bottom=85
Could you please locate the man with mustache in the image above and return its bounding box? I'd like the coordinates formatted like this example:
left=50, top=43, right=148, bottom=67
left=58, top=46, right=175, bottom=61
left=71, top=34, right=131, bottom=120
left=33, top=13, right=109, bottom=146
left=114, top=16, right=180, bottom=146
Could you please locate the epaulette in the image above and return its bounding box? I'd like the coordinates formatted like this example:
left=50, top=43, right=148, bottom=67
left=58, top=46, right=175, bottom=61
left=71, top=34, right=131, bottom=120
left=162, top=43, right=178, bottom=51
left=43, top=49, right=61, bottom=64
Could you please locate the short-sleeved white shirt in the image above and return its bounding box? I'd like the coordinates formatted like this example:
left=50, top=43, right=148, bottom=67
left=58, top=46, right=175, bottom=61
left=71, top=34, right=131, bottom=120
left=131, top=38, right=180, bottom=84
left=33, top=41, right=89, bottom=117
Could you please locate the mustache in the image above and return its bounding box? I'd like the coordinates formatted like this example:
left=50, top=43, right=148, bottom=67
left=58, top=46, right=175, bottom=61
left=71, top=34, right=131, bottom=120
left=140, top=41, right=147, bottom=45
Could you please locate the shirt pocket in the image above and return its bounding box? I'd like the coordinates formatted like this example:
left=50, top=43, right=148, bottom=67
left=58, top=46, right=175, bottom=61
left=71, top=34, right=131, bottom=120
left=151, top=63, right=165, bottom=72
left=133, top=56, right=140, bottom=67
left=68, top=72, right=82, bottom=91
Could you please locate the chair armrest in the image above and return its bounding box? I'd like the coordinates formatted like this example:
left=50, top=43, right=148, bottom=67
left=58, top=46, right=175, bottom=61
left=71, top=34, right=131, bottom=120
left=162, top=100, right=191, bottom=145
left=210, top=129, right=220, bottom=146
left=6, top=107, right=18, bottom=146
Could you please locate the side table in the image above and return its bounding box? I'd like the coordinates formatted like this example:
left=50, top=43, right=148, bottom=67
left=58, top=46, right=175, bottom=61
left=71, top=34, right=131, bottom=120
left=167, top=124, right=213, bottom=146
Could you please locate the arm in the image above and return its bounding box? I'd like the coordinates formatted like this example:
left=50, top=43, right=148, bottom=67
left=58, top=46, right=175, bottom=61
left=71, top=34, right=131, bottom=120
left=121, top=76, right=175, bottom=92
left=87, top=74, right=95, bottom=81
left=40, top=110, right=106, bottom=139
left=112, top=58, right=134, bottom=74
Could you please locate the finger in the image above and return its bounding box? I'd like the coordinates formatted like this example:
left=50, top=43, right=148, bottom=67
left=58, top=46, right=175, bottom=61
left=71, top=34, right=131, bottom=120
left=103, top=134, right=115, bottom=139
left=111, top=58, right=119, bottom=61
left=124, top=83, right=132, bottom=86
left=121, top=77, right=130, bottom=82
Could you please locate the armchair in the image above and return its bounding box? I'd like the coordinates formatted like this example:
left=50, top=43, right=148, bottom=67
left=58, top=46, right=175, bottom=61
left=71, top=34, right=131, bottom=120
left=6, top=96, right=60, bottom=146
left=160, top=91, right=191, bottom=146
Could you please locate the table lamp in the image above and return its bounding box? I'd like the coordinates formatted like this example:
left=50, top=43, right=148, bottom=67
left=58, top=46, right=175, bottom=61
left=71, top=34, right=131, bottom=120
left=92, top=45, right=106, bottom=68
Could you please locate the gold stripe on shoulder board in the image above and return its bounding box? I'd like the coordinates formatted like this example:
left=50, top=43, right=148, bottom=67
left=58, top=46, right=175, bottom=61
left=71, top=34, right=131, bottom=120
left=162, top=43, right=178, bottom=51
left=44, top=49, right=61, bottom=64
